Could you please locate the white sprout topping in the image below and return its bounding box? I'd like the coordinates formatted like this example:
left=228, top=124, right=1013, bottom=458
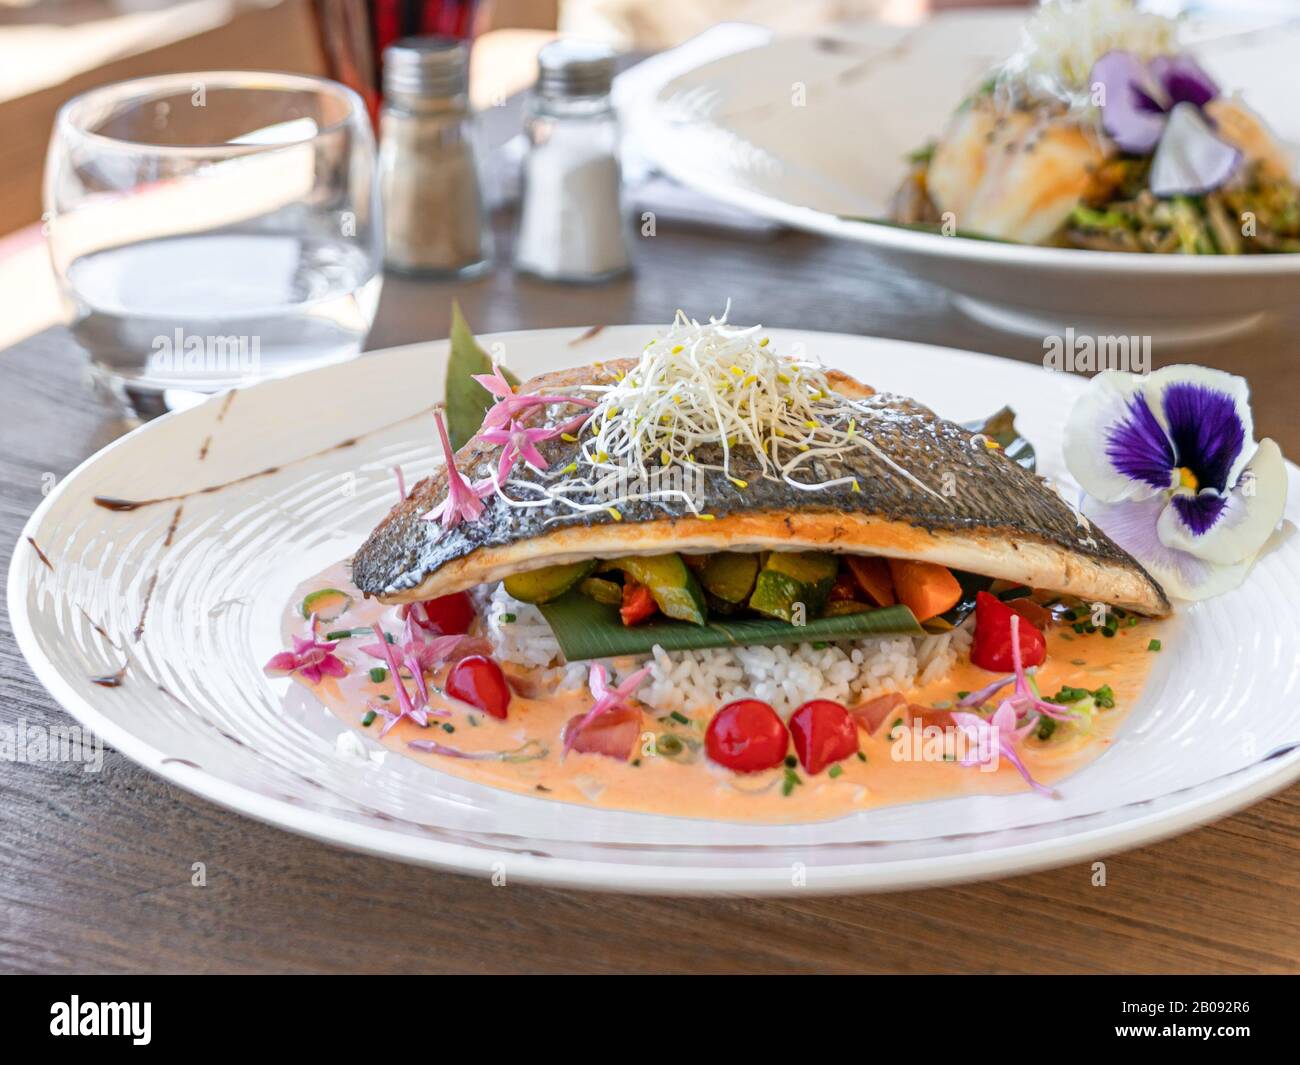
left=486, top=307, right=942, bottom=523
left=995, top=0, right=1178, bottom=110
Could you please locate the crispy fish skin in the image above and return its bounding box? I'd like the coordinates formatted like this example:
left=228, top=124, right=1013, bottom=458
left=352, top=361, right=1170, bottom=616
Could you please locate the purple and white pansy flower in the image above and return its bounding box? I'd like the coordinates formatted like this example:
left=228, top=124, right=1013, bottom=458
left=1064, top=365, right=1287, bottom=600
left=1090, top=50, right=1241, bottom=197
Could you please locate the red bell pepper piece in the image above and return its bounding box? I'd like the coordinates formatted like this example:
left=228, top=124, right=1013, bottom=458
left=971, top=591, right=1046, bottom=672
left=619, top=578, right=657, bottom=626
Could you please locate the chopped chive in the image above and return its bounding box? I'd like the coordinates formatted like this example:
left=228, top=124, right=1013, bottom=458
left=442, top=723, right=455, bottom=733
left=781, top=766, right=802, bottom=796
left=1148, top=638, right=1162, bottom=652
left=500, top=613, right=516, bottom=623
left=955, top=690, right=970, bottom=700
left=827, top=764, right=844, bottom=779
left=669, top=710, right=690, bottom=725
left=784, top=754, right=797, bottom=769
left=368, top=667, right=387, bottom=683
left=856, top=751, right=867, bottom=763
left=361, top=710, right=377, bottom=727
left=325, top=627, right=370, bottom=640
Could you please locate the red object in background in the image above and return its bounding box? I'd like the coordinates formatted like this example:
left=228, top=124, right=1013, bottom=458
left=312, top=1, right=481, bottom=127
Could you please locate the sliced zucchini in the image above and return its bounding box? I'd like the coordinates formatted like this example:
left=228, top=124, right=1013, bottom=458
left=748, top=552, right=838, bottom=623
left=700, top=552, right=759, bottom=605
left=610, top=554, right=708, bottom=625
left=579, top=576, right=623, bottom=606
left=704, top=592, right=742, bottom=616
left=301, top=588, right=353, bottom=622
left=504, top=560, right=597, bottom=604
left=824, top=600, right=875, bottom=616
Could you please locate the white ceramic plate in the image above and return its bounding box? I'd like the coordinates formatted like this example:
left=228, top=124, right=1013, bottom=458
left=633, top=12, right=1300, bottom=342
left=11, top=326, right=1300, bottom=894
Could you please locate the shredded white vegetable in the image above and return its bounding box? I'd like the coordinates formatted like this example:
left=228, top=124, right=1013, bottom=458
left=489, top=306, right=942, bottom=522
left=996, top=0, right=1179, bottom=108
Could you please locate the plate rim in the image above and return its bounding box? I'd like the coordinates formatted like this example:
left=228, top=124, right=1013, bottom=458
left=11, top=326, right=1300, bottom=894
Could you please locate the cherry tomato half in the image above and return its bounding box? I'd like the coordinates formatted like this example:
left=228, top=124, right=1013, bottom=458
left=789, top=699, right=859, bottom=775
left=705, top=699, right=789, bottom=773
left=971, top=591, right=1046, bottom=672
left=445, top=654, right=511, bottom=719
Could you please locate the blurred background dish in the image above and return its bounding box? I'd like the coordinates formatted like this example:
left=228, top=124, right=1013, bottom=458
left=633, top=6, right=1300, bottom=341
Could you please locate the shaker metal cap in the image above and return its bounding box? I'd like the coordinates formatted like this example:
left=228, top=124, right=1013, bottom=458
left=536, top=39, right=616, bottom=99
left=384, top=36, right=470, bottom=99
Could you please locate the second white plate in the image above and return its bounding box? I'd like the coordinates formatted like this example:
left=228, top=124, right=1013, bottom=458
left=633, top=12, right=1300, bottom=342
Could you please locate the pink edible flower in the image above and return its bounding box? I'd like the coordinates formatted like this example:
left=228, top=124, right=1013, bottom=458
left=1008, top=614, right=1076, bottom=722
left=364, top=622, right=442, bottom=735
left=360, top=613, right=474, bottom=674
left=479, top=419, right=562, bottom=480
left=361, top=613, right=483, bottom=718
left=473, top=362, right=596, bottom=432
left=263, top=614, right=347, bottom=685
left=471, top=363, right=517, bottom=400
left=958, top=616, right=1074, bottom=722
left=562, top=663, right=651, bottom=759
left=958, top=674, right=1014, bottom=708
left=421, top=408, right=491, bottom=534
left=952, top=700, right=1054, bottom=797
left=480, top=393, right=596, bottom=432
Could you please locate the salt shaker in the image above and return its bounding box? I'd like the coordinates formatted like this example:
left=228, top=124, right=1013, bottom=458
left=515, top=40, right=630, bottom=283
left=379, top=36, right=491, bottom=276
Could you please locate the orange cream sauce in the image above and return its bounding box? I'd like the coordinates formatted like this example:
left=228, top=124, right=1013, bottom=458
left=283, top=563, right=1165, bottom=824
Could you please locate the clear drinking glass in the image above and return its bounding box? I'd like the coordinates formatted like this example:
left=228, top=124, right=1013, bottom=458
left=45, top=72, right=383, bottom=419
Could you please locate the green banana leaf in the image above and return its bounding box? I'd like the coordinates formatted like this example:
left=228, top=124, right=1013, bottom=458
left=445, top=302, right=519, bottom=450
left=537, top=591, right=922, bottom=662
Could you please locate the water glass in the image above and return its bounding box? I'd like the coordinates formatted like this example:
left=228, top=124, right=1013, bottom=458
left=45, top=71, right=383, bottom=419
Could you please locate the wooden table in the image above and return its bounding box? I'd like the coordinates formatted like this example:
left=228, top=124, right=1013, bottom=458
left=3, top=211, right=1299, bottom=974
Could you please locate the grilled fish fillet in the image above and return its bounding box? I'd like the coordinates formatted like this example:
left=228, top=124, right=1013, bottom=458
left=927, top=97, right=1111, bottom=245
left=352, top=360, right=1170, bottom=616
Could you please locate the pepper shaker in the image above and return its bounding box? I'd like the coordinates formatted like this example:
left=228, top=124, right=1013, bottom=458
left=379, top=36, right=492, bottom=277
left=515, top=40, right=630, bottom=283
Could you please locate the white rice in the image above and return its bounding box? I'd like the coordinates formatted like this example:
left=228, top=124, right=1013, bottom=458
left=484, top=584, right=971, bottom=718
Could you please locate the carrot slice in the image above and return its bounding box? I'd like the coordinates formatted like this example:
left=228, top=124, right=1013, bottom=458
left=846, top=556, right=895, bottom=607
left=886, top=559, right=963, bottom=622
